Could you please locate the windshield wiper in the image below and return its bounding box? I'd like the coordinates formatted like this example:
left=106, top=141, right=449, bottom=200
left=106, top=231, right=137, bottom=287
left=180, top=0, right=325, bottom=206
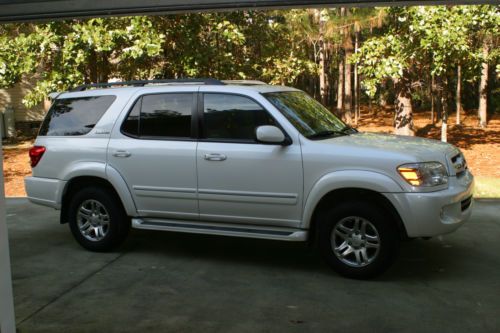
left=306, top=130, right=346, bottom=139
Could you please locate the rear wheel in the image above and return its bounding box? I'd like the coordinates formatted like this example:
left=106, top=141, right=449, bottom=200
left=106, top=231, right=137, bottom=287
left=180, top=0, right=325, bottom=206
left=318, top=200, right=400, bottom=279
left=68, top=186, right=130, bottom=252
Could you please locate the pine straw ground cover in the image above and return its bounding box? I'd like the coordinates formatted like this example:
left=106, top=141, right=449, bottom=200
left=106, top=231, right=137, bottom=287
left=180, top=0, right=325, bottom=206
left=2, top=109, right=499, bottom=198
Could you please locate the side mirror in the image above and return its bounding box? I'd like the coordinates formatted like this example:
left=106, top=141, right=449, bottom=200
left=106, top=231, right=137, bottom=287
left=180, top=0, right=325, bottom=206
left=256, top=125, right=289, bottom=145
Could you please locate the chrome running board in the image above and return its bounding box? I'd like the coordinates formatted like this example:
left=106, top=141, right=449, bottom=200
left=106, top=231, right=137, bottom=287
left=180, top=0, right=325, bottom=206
left=132, top=218, right=307, bottom=241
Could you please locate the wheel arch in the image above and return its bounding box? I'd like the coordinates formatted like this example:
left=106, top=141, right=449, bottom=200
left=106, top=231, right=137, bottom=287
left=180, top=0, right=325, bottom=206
left=302, top=171, right=408, bottom=243
left=60, top=173, right=137, bottom=224
left=308, top=187, right=408, bottom=243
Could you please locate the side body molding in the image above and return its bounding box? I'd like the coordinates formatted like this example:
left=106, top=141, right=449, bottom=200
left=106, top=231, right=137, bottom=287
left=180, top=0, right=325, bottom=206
left=58, top=162, right=137, bottom=216
left=301, top=170, right=405, bottom=229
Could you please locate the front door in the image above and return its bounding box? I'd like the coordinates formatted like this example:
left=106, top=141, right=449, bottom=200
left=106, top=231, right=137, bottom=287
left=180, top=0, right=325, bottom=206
left=196, top=92, right=303, bottom=228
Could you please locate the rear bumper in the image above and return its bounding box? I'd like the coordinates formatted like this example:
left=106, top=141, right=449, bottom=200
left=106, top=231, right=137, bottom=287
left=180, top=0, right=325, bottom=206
left=24, top=176, right=66, bottom=209
left=384, top=171, right=474, bottom=238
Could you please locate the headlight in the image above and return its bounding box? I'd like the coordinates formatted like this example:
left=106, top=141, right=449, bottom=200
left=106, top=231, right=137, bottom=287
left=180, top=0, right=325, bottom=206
left=397, top=162, right=448, bottom=187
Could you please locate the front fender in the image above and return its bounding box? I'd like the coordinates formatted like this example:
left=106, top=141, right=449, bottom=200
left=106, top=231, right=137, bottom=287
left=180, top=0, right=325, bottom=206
left=301, top=170, right=404, bottom=229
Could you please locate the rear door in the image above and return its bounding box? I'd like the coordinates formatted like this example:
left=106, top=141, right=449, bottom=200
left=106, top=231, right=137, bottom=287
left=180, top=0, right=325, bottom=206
left=107, top=88, right=199, bottom=220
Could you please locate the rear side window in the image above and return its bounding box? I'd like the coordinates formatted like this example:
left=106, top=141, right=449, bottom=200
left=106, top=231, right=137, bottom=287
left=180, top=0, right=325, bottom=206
left=203, top=94, right=275, bottom=141
left=121, top=93, right=193, bottom=138
left=39, top=96, right=116, bottom=136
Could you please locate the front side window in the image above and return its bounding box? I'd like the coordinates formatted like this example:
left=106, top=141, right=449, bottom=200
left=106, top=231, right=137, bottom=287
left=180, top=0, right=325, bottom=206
left=203, top=94, right=275, bottom=141
left=39, top=95, right=116, bottom=136
left=264, top=91, right=354, bottom=139
left=121, top=93, right=193, bottom=138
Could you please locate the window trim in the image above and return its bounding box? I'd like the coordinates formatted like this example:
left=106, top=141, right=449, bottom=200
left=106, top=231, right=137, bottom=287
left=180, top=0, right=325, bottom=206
left=120, top=92, right=197, bottom=141
left=198, top=92, right=292, bottom=145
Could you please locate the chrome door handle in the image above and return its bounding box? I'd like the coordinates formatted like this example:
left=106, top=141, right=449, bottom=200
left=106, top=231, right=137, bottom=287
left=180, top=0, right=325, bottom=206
left=204, top=153, right=227, bottom=161
left=113, top=150, right=132, bottom=158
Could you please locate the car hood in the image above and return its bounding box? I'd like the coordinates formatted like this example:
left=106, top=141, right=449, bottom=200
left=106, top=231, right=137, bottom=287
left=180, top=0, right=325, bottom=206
left=343, top=132, right=456, bottom=157
left=313, top=131, right=460, bottom=168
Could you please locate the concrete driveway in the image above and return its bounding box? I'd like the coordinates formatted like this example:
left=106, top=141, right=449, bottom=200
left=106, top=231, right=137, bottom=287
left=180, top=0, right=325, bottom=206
left=6, top=198, right=500, bottom=333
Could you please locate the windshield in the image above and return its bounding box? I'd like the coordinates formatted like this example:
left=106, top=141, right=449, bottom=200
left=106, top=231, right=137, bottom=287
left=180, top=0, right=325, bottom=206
left=263, top=91, right=353, bottom=139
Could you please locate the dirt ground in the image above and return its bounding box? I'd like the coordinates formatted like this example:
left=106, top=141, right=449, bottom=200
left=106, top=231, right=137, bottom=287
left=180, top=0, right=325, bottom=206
left=2, top=108, right=499, bottom=197
left=3, top=142, right=32, bottom=197
left=358, top=108, right=500, bottom=179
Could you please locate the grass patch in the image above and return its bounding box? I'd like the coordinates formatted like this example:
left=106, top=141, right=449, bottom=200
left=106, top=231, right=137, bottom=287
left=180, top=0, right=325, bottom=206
left=474, top=177, right=500, bottom=199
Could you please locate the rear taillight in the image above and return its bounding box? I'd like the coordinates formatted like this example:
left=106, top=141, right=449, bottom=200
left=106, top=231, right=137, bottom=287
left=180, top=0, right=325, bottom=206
left=29, top=146, right=46, bottom=167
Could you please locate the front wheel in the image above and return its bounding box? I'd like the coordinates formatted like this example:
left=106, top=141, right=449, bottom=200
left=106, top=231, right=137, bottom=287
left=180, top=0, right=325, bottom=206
left=68, top=186, right=130, bottom=252
left=318, top=200, right=400, bottom=279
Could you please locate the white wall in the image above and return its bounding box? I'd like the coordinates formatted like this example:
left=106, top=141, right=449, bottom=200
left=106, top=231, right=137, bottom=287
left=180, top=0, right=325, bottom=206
left=0, top=143, right=16, bottom=333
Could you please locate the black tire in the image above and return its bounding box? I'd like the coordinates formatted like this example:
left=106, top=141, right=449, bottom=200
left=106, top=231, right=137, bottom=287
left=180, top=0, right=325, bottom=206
left=317, top=200, right=400, bottom=279
left=68, top=186, right=130, bottom=252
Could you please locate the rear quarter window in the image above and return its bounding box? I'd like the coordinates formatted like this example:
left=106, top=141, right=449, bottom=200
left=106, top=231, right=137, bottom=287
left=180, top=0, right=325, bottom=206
left=39, top=95, right=116, bottom=136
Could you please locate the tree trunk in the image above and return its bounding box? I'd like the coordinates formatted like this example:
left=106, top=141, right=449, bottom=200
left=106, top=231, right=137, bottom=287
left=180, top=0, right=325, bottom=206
left=98, top=52, right=111, bottom=83
left=435, top=75, right=443, bottom=123
left=441, top=106, right=448, bottom=142
left=88, top=49, right=98, bottom=83
left=478, top=39, right=489, bottom=128
left=317, top=10, right=327, bottom=106
left=344, top=33, right=353, bottom=124
left=456, top=64, right=462, bottom=125
left=430, top=73, right=435, bottom=124
left=325, top=41, right=331, bottom=106
left=309, top=76, right=314, bottom=97
left=337, top=53, right=344, bottom=114
left=354, top=31, right=359, bottom=125
left=441, top=77, right=449, bottom=142
left=394, top=77, right=414, bottom=136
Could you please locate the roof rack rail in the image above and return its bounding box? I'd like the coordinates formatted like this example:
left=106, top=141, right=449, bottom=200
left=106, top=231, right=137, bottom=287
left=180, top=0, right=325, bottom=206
left=71, top=78, right=225, bottom=92
left=221, top=80, right=267, bottom=85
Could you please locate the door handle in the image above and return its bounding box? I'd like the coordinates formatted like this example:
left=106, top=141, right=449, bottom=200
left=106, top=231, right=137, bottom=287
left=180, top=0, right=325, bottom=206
left=204, top=153, right=227, bottom=161
left=113, top=150, right=132, bottom=158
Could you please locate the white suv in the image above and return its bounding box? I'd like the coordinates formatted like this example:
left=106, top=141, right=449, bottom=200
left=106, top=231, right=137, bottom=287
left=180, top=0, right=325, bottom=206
left=25, top=79, right=474, bottom=278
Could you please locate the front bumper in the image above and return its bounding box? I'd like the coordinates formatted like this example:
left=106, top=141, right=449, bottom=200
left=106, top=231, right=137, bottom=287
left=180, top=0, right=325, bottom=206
left=384, top=171, right=474, bottom=238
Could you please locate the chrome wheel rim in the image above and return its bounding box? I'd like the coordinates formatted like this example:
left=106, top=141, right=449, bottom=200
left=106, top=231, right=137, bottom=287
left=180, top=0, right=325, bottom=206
left=331, top=216, right=380, bottom=268
left=77, top=199, right=110, bottom=242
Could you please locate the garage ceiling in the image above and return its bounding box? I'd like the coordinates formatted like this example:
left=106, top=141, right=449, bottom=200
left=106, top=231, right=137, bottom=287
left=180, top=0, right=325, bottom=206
left=0, top=0, right=496, bottom=22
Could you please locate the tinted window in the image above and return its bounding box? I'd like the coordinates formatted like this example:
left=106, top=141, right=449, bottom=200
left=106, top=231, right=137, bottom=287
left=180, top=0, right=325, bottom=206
left=39, top=95, right=116, bottom=136
left=121, top=99, right=140, bottom=136
left=203, top=94, right=275, bottom=141
left=122, top=93, right=192, bottom=138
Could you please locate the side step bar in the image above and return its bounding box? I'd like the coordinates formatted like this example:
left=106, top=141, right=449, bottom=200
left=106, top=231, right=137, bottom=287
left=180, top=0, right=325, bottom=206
left=132, top=218, right=308, bottom=241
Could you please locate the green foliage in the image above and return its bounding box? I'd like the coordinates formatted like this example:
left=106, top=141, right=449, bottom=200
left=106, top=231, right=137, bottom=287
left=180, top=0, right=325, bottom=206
left=0, top=5, right=498, bottom=111
left=1, top=17, right=166, bottom=107
left=0, top=11, right=318, bottom=106
left=0, top=25, right=42, bottom=87
left=352, top=5, right=499, bottom=97
left=351, top=35, right=407, bottom=96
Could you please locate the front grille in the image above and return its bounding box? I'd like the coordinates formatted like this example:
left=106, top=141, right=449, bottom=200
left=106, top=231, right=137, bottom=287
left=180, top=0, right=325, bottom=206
left=461, top=196, right=472, bottom=212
